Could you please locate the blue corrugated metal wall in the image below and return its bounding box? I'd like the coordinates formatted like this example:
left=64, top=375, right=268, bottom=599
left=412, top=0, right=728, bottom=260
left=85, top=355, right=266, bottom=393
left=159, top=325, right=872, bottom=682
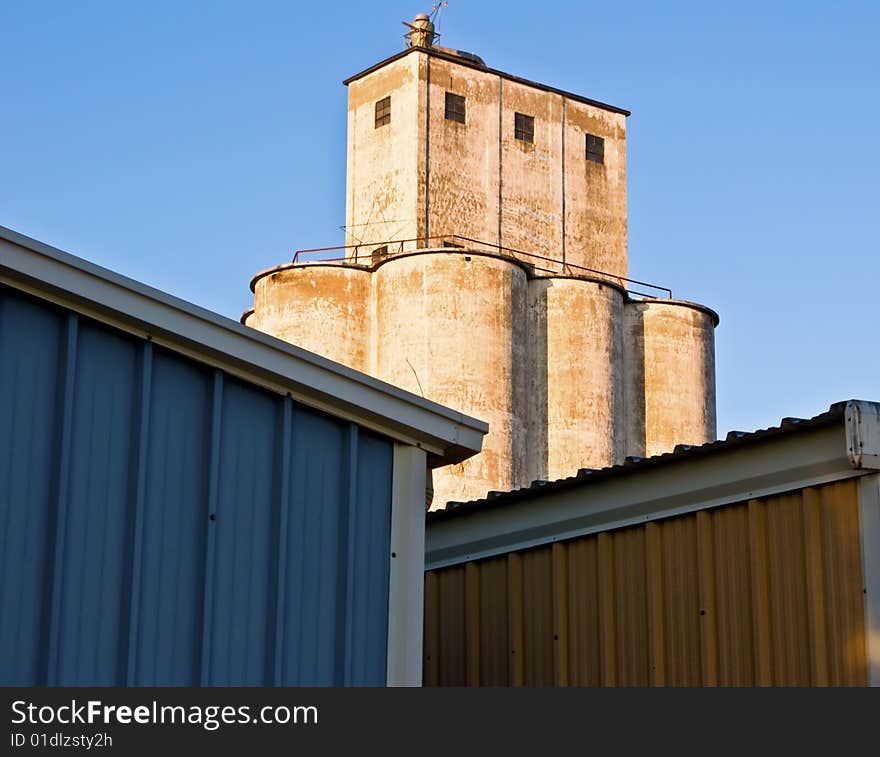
left=0, top=284, right=393, bottom=686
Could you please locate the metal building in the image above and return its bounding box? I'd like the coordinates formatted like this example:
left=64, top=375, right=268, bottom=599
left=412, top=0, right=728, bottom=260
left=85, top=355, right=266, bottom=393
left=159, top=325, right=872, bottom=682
left=0, top=225, right=487, bottom=687
left=424, top=401, right=880, bottom=686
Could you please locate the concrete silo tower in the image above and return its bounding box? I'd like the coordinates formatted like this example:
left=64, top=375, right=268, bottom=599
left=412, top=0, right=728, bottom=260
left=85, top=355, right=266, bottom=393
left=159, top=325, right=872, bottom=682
left=245, top=15, right=719, bottom=508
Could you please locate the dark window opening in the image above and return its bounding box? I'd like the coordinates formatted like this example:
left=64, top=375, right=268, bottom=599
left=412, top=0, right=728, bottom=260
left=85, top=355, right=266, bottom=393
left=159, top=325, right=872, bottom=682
left=514, top=112, right=534, bottom=143
left=586, top=133, right=605, bottom=164
left=445, top=92, right=466, bottom=124
left=375, top=96, right=391, bottom=128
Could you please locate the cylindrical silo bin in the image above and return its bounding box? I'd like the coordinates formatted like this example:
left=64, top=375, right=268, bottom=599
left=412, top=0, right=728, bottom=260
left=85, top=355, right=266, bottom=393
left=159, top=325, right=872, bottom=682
left=624, top=299, right=718, bottom=459
left=249, top=263, right=372, bottom=373
left=374, top=249, right=528, bottom=508
left=526, top=276, right=625, bottom=483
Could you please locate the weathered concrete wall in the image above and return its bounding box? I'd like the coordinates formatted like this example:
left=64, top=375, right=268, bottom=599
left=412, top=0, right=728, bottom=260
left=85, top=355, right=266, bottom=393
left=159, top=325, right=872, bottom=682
left=374, top=250, right=527, bottom=506
left=424, top=56, right=500, bottom=246
left=498, top=79, right=563, bottom=263
left=345, top=49, right=628, bottom=278
left=247, top=253, right=718, bottom=507
left=624, top=300, right=717, bottom=458
left=527, top=277, right=625, bottom=483
left=250, top=264, right=372, bottom=373
left=563, top=100, right=627, bottom=280
left=346, top=54, right=422, bottom=253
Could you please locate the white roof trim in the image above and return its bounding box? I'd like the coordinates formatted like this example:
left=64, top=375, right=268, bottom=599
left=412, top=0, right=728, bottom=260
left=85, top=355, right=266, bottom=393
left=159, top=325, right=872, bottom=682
left=0, top=225, right=487, bottom=466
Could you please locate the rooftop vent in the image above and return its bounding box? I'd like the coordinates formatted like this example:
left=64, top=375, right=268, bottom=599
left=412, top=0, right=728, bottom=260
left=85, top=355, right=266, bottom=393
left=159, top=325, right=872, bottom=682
left=403, top=13, right=437, bottom=48
left=402, top=8, right=486, bottom=66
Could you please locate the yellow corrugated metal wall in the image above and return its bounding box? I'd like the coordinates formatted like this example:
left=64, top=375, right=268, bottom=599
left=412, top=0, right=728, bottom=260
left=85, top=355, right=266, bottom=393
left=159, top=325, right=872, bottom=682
left=424, top=479, right=867, bottom=686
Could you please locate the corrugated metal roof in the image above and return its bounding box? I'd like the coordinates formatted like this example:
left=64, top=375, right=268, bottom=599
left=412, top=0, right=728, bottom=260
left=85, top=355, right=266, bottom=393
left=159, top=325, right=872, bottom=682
left=429, top=402, right=851, bottom=521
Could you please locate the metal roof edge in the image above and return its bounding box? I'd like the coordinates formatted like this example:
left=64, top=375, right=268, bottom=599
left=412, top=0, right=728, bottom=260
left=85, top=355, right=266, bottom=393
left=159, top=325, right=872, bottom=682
left=343, top=47, right=631, bottom=117
left=0, top=225, right=488, bottom=466
left=250, top=259, right=371, bottom=293
left=426, top=401, right=880, bottom=568
left=626, top=296, right=721, bottom=327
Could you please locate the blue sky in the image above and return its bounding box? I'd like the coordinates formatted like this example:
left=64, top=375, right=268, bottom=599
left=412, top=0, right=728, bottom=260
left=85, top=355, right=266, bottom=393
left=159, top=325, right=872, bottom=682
left=2, top=1, right=878, bottom=437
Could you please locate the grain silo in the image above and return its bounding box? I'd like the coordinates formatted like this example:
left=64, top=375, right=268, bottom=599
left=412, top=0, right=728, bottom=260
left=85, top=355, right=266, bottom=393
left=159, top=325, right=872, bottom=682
left=244, top=16, right=720, bottom=507
left=624, top=300, right=718, bottom=458
left=526, top=276, right=625, bottom=483
left=374, top=250, right=528, bottom=505
left=250, top=263, right=372, bottom=373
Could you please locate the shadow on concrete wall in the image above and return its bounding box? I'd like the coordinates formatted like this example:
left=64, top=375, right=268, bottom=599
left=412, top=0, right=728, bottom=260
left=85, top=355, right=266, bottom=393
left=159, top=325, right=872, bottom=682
left=624, top=302, right=646, bottom=459
left=526, top=279, right=549, bottom=481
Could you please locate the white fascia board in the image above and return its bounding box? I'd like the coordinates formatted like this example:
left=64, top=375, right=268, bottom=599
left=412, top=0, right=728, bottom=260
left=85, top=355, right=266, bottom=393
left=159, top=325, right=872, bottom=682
left=426, top=422, right=872, bottom=569
left=0, top=227, right=487, bottom=466
left=386, top=445, right=427, bottom=687
left=848, top=401, right=880, bottom=470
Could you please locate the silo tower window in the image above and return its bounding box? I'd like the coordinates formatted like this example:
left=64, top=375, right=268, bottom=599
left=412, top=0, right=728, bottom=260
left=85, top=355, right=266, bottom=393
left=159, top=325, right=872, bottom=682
left=586, top=133, right=605, bottom=164
left=445, top=92, right=466, bottom=124
left=375, top=96, right=391, bottom=128
left=514, top=113, right=534, bottom=143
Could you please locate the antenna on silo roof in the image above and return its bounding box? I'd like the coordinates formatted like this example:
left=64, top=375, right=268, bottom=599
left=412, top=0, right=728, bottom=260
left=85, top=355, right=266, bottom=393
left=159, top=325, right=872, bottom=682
left=432, top=1, right=449, bottom=34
